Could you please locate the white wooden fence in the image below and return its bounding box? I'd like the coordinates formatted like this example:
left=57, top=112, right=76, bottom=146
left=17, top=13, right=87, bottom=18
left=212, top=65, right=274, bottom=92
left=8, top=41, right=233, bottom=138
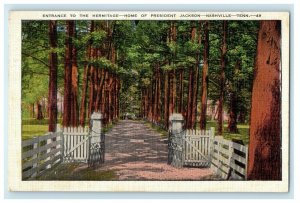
left=22, top=126, right=91, bottom=179
left=22, top=113, right=104, bottom=180
left=211, top=136, right=248, bottom=180
left=22, top=132, right=63, bottom=179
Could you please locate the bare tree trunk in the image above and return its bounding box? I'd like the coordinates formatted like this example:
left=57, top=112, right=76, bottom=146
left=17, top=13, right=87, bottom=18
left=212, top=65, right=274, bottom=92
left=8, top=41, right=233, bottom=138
left=157, top=67, right=161, bottom=122
left=79, top=21, right=94, bottom=126
left=247, top=20, right=281, bottom=180
left=227, top=60, right=241, bottom=133
left=88, top=65, right=95, bottom=118
left=186, top=68, right=194, bottom=129
left=199, top=21, right=209, bottom=130
left=62, top=21, right=74, bottom=127
left=191, top=65, right=199, bottom=129
left=153, top=70, right=158, bottom=122
left=191, top=21, right=202, bottom=129
left=218, top=21, right=227, bottom=135
left=168, top=71, right=174, bottom=117
left=36, top=101, right=44, bottom=120
left=48, top=20, right=58, bottom=132
left=95, top=69, right=106, bottom=111
left=178, top=69, right=183, bottom=114
left=227, top=92, right=239, bottom=133
left=164, top=72, right=169, bottom=128
left=32, top=103, right=35, bottom=118
left=79, top=62, right=89, bottom=126
left=70, top=21, right=79, bottom=127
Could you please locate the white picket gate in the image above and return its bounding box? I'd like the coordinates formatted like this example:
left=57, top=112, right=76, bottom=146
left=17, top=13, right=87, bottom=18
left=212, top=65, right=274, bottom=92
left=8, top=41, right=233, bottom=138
left=182, top=129, right=214, bottom=167
left=168, top=113, right=248, bottom=180
left=62, top=126, right=90, bottom=163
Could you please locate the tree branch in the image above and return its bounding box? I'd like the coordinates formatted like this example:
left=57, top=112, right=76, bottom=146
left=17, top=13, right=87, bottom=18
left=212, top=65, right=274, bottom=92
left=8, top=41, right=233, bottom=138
left=22, top=52, right=50, bottom=68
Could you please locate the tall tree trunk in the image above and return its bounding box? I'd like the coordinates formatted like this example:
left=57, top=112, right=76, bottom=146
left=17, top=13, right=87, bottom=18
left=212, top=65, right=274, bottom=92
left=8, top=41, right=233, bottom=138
left=70, top=22, right=79, bottom=127
left=178, top=69, right=184, bottom=114
left=79, top=62, right=89, bottom=126
left=168, top=22, right=177, bottom=119
left=36, top=101, right=44, bottom=120
left=88, top=65, right=95, bottom=118
left=62, top=21, right=74, bottom=127
left=247, top=20, right=281, bottom=180
left=191, top=65, right=199, bottom=129
left=116, top=77, right=120, bottom=118
left=168, top=71, right=174, bottom=117
left=157, top=67, right=161, bottom=122
left=172, top=70, right=176, bottom=114
left=227, top=60, right=240, bottom=133
left=148, top=85, right=153, bottom=120
left=79, top=21, right=94, bottom=126
left=95, top=69, right=105, bottom=111
left=227, top=92, right=239, bottom=133
left=164, top=72, right=169, bottom=128
left=186, top=68, right=194, bottom=129
left=48, top=20, right=58, bottom=132
left=153, top=70, right=158, bottom=122
left=191, top=21, right=202, bottom=129
left=32, top=103, right=35, bottom=118
left=218, top=20, right=228, bottom=135
left=238, top=108, right=246, bottom=123
left=144, top=88, right=148, bottom=118
left=101, top=71, right=108, bottom=116
left=199, top=21, right=209, bottom=130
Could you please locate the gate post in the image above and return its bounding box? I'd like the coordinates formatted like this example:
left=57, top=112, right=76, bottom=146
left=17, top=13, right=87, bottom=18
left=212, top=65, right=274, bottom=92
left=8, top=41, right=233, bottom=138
left=168, top=113, right=184, bottom=167
left=89, top=112, right=105, bottom=166
left=169, top=113, right=184, bottom=134
left=90, top=112, right=102, bottom=142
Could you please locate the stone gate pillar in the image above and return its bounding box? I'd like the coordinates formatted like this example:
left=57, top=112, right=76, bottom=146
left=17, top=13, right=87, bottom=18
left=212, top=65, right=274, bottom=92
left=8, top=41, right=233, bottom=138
left=169, top=113, right=184, bottom=134
left=90, top=112, right=102, bottom=142
left=168, top=113, right=184, bottom=167
left=89, top=112, right=104, bottom=166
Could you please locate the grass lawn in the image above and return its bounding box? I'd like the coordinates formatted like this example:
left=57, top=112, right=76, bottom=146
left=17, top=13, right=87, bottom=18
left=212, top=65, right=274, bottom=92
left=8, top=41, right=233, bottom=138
left=145, top=119, right=250, bottom=145
left=22, top=118, right=61, bottom=140
left=205, top=121, right=249, bottom=144
left=22, top=124, right=48, bottom=140
left=21, top=118, right=117, bottom=140
left=22, top=118, right=249, bottom=144
left=35, top=163, right=117, bottom=181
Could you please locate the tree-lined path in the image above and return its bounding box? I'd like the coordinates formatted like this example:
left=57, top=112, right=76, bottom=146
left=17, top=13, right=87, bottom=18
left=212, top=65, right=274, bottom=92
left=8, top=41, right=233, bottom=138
left=99, top=120, right=214, bottom=180
left=22, top=20, right=282, bottom=180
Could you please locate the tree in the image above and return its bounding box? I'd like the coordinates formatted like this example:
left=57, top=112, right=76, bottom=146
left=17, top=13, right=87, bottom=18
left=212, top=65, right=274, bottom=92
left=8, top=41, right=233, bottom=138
left=63, top=20, right=79, bottom=127
left=227, top=60, right=240, bottom=133
left=247, top=20, right=281, bottom=180
left=217, top=21, right=227, bottom=135
left=79, top=21, right=94, bottom=126
left=48, top=20, right=58, bottom=132
left=199, top=21, right=209, bottom=130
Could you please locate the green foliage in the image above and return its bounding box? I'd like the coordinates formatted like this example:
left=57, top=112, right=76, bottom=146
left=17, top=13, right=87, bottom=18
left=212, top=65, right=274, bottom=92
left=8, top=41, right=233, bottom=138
left=21, top=20, right=259, bottom=127
left=90, top=57, right=117, bottom=70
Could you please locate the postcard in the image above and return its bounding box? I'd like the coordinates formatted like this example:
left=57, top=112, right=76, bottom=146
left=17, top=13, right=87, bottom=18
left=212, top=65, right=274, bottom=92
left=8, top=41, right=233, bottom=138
left=8, top=11, right=289, bottom=192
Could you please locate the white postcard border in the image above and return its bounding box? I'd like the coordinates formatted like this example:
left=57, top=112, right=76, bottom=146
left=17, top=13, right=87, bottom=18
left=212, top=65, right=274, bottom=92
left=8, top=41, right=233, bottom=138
left=8, top=11, right=289, bottom=192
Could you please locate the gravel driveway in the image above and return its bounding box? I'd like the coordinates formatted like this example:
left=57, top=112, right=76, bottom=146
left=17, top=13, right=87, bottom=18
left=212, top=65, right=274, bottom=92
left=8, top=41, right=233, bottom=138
left=99, top=120, right=215, bottom=180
